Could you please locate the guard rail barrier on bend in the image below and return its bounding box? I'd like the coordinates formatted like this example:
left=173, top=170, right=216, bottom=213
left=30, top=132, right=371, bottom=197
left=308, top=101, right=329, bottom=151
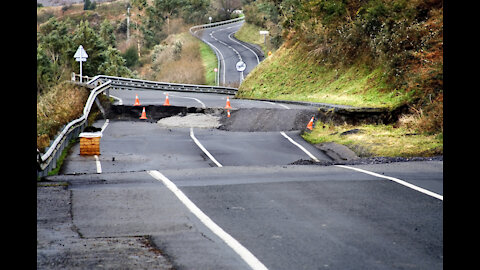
left=37, top=81, right=112, bottom=177
left=87, top=75, right=238, bottom=95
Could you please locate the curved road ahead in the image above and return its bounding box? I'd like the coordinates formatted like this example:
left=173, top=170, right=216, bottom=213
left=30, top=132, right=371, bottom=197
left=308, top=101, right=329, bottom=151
left=193, top=20, right=263, bottom=86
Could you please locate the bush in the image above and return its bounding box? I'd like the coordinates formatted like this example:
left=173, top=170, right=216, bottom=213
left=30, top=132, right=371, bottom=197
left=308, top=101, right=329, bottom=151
left=122, top=46, right=139, bottom=68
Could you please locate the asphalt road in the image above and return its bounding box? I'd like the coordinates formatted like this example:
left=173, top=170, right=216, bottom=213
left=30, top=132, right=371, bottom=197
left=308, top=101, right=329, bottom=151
left=194, top=20, right=262, bottom=86
left=51, top=114, right=442, bottom=269
left=38, top=20, right=443, bottom=270
left=107, top=88, right=308, bottom=110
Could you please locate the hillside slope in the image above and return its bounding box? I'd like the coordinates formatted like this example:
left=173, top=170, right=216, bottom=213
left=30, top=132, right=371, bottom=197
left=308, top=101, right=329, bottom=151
left=236, top=0, right=443, bottom=157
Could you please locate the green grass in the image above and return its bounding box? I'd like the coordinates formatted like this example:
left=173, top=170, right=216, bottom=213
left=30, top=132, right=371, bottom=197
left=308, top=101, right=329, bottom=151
left=237, top=43, right=441, bottom=157
left=234, top=23, right=268, bottom=55
left=199, top=41, right=218, bottom=85
left=238, top=45, right=415, bottom=109
left=302, top=122, right=443, bottom=157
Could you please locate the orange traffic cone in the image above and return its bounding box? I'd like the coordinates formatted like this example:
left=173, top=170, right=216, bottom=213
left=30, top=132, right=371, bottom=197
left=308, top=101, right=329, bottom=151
left=225, top=97, right=232, bottom=109
left=163, top=93, right=170, bottom=106
left=134, top=94, right=141, bottom=106
left=306, top=116, right=314, bottom=130
left=139, top=107, right=148, bottom=119
left=227, top=110, right=231, bottom=118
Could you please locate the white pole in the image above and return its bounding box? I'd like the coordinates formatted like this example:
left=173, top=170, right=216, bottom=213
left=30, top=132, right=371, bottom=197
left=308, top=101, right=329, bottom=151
left=127, top=7, right=130, bottom=41
left=80, top=61, right=83, bottom=83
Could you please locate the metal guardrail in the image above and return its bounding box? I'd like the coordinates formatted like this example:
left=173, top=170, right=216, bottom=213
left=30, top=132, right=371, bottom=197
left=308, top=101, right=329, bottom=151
left=87, top=75, right=238, bottom=95
left=37, top=81, right=112, bottom=178
left=38, top=18, right=244, bottom=177
left=189, top=17, right=245, bottom=33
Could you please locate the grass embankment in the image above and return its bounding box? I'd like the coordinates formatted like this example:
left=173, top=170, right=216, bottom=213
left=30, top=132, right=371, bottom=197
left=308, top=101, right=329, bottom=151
left=236, top=29, right=442, bottom=157
left=199, top=41, right=218, bottom=85
left=37, top=83, right=89, bottom=152
left=234, top=23, right=268, bottom=55
left=238, top=44, right=412, bottom=109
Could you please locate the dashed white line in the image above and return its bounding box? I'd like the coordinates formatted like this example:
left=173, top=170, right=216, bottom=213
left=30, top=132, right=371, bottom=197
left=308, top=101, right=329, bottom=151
left=94, top=155, right=102, bottom=174
left=190, top=127, right=223, bottom=167
left=228, top=32, right=260, bottom=65
left=147, top=170, right=268, bottom=270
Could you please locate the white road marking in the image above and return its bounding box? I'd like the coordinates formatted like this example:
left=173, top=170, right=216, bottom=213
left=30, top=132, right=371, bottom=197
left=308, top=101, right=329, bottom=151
left=228, top=32, right=260, bottom=64
left=164, top=92, right=206, bottom=108
left=263, top=101, right=290, bottom=110
left=280, top=132, right=442, bottom=200
left=204, top=30, right=226, bottom=85
left=280, top=132, right=320, bottom=162
left=190, top=127, right=223, bottom=167
left=147, top=170, right=268, bottom=270
left=109, top=94, right=123, bottom=105
left=335, top=165, right=443, bottom=201
left=94, top=155, right=102, bottom=174
left=101, top=119, right=109, bottom=132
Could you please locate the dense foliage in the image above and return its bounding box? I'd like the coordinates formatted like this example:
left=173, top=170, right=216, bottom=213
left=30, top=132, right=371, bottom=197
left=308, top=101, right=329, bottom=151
left=243, top=0, right=443, bottom=133
left=37, top=18, right=132, bottom=93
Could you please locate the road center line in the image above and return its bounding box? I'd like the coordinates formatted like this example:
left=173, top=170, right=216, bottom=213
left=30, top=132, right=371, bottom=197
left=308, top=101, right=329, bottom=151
left=190, top=127, right=223, bottom=167
left=335, top=165, right=443, bottom=201
left=280, top=132, right=320, bottom=162
left=147, top=170, right=268, bottom=270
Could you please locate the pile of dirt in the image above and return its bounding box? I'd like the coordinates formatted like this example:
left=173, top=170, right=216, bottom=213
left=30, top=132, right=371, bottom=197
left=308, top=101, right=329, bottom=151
left=157, top=113, right=222, bottom=128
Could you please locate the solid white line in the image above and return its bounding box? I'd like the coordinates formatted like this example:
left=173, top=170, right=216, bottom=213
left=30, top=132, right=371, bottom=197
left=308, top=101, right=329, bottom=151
left=147, top=170, right=268, bottom=270
left=263, top=101, right=290, bottom=110
left=94, top=155, right=102, bottom=174
left=109, top=94, right=123, bottom=105
left=101, top=119, right=109, bottom=132
left=204, top=31, right=226, bottom=85
left=280, top=132, right=320, bottom=162
left=190, top=127, right=223, bottom=167
left=335, top=165, right=443, bottom=201
left=165, top=93, right=206, bottom=108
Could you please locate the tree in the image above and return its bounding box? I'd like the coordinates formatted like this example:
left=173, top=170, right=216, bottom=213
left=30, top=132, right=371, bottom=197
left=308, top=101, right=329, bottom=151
left=37, top=18, right=75, bottom=92
left=84, top=0, right=97, bottom=10
left=71, top=20, right=107, bottom=76
left=100, top=19, right=116, bottom=47
left=98, top=47, right=133, bottom=77
left=213, top=0, right=242, bottom=21
left=152, top=0, right=183, bottom=34
left=181, top=0, right=210, bottom=24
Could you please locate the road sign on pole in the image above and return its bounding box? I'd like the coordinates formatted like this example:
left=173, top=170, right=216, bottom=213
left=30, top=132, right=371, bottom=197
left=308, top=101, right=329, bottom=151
left=74, top=45, right=88, bottom=82
left=236, top=61, right=246, bottom=72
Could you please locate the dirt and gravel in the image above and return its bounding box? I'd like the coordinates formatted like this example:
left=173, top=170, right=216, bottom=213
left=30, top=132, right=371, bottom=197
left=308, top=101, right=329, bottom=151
left=290, top=156, right=443, bottom=166
left=37, top=184, right=174, bottom=269
left=157, top=113, right=221, bottom=128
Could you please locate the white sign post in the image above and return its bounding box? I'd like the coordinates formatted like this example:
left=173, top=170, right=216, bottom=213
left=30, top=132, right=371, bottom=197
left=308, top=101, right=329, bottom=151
left=259, top=30, right=269, bottom=47
left=74, top=45, right=88, bottom=83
